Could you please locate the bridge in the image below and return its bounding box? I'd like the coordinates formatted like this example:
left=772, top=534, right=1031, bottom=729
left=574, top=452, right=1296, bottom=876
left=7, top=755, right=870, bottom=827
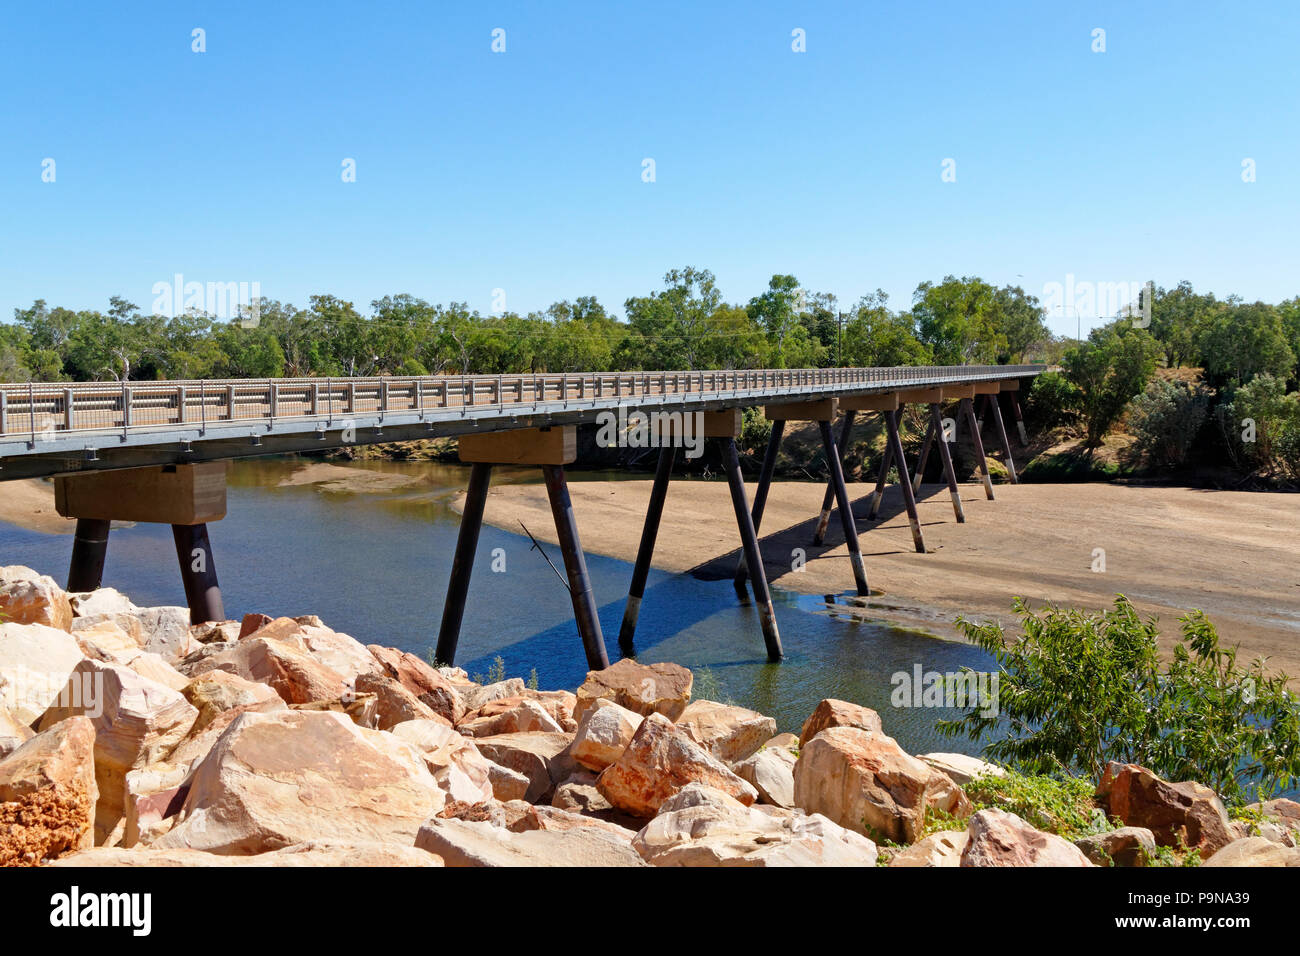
left=0, top=364, right=1043, bottom=673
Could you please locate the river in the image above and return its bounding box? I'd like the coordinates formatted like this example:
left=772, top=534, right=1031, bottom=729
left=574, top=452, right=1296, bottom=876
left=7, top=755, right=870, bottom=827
left=0, top=458, right=1001, bottom=756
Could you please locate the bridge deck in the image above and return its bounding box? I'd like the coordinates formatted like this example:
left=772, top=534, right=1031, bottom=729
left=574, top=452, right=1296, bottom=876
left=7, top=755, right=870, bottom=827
left=0, top=365, right=1042, bottom=479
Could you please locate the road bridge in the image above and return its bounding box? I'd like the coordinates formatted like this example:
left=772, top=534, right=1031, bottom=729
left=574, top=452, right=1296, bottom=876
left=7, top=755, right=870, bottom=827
left=0, top=365, right=1043, bottom=672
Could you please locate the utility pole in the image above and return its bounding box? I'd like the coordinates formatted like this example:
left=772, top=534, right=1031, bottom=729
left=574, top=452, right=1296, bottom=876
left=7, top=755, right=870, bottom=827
left=837, top=311, right=843, bottom=366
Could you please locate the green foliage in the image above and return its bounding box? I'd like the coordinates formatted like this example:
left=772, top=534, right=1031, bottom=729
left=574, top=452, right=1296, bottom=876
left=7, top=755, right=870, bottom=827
left=912, top=276, right=1049, bottom=366
left=939, top=596, right=1300, bottom=805
left=841, top=291, right=931, bottom=367
left=472, top=655, right=507, bottom=685
left=1196, top=301, right=1295, bottom=389
left=1024, top=369, right=1081, bottom=430
left=963, top=769, right=1101, bottom=839
left=1061, top=324, right=1159, bottom=446
left=1222, top=374, right=1300, bottom=481
left=1125, top=379, right=1209, bottom=469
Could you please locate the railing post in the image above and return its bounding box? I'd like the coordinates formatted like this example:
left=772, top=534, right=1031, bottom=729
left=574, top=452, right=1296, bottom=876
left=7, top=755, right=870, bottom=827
left=64, top=387, right=74, bottom=431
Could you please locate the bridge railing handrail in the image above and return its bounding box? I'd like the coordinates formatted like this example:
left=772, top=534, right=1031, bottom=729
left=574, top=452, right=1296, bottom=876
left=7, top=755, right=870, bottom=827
left=0, top=365, right=1043, bottom=440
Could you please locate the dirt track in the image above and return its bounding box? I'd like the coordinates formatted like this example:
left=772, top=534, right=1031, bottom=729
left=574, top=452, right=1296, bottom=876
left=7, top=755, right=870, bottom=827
left=470, top=478, right=1300, bottom=677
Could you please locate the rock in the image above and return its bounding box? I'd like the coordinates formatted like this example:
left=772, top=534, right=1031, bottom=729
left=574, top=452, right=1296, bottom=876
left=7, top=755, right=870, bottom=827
left=389, top=719, right=494, bottom=804
left=190, top=636, right=349, bottom=705
left=473, top=732, right=576, bottom=804
left=0, top=717, right=98, bottom=865
left=551, top=770, right=646, bottom=830
left=366, top=645, right=465, bottom=724
left=238, top=613, right=274, bottom=638
left=238, top=617, right=378, bottom=684
left=71, top=591, right=195, bottom=661
left=190, top=620, right=241, bottom=644
left=353, top=672, right=445, bottom=731
left=888, top=830, right=969, bottom=867
left=962, top=809, right=1094, bottom=867
left=52, top=841, right=442, bottom=867
left=918, top=752, right=1006, bottom=787
left=123, top=764, right=189, bottom=847
left=154, top=710, right=445, bottom=854
left=631, top=783, right=877, bottom=867
left=457, top=678, right=527, bottom=715
left=792, top=727, right=932, bottom=844
left=1240, top=798, right=1300, bottom=843
left=765, top=732, right=800, bottom=751
left=733, top=745, right=797, bottom=808
left=415, top=817, right=645, bottom=867
left=486, top=761, right=532, bottom=802
left=597, top=712, right=757, bottom=817
left=523, top=689, right=578, bottom=731
left=1074, top=827, right=1158, bottom=867
left=0, top=707, right=34, bottom=759
left=798, top=698, right=883, bottom=747
left=0, top=565, right=73, bottom=631
left=457, top=697, right=564, bottom=738
left=925, top=767, right=973, bottom=818
left=675, top=699, right=777, bottom=764
left=38, top=659, right=198, bottom=842
left=0, top=622, right=85, bottom=726
left=570, top=698, right=643, bottom=772
left=182, top=671, right=285, bottom=733
left=1096, top=762, right=1235, bottom=855
left=574, top=659, right=692, bottom=722
left=72, top=619, right=190, bottom=691
left=1203, top=837, right=1300, bottom=867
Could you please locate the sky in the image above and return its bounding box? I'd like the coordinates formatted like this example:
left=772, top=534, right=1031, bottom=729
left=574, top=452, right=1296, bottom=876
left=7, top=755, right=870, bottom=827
left=1, top=0, right=1296, bottom=339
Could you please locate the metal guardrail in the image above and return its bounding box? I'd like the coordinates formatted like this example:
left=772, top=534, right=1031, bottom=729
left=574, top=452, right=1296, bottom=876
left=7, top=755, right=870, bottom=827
left=0, top=365, right=1041, bottom=447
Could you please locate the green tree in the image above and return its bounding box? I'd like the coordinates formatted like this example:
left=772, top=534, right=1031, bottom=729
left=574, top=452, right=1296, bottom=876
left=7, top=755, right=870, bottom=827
left=841, top=291, right=930, bottom=367
left=1196, top=301, right=1295, bottom=389
left=1062, top=324, right=1159, bottom=446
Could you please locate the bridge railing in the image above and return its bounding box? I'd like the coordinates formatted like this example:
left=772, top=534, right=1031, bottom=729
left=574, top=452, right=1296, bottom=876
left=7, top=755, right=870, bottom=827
left=0, top=365, right=1041, bottom=441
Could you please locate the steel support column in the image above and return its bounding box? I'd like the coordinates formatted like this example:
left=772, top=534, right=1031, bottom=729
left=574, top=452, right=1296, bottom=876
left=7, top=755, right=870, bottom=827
left=988, top=391, right=1019, bottom=484
left=171, top=523, right=224, bottom=625
left=720, top=437, right=782, bottom=661
left=960, top=397, right=995, bottom=500
left=818, top=420, right=870, bottom=595
left=930, top=403, right=966, bottom=522
left=67, top=518, right=111, bottom=593
left=734, top=419, right=785, bottom=589
left=542, top=464, right=610, bottom=671
left=619, top=445, right=677, bottom=652
left=883, top=410, right=927, bottom=553
left=434, top=461, right=492, bottom=666
left=911, top=412, right=937, bottom=494
left=812, top=411, right=855, bottom=546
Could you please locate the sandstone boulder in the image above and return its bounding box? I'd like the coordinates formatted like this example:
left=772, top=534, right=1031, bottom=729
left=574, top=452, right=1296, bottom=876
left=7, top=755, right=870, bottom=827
left=238, top=617, right=378, bottom=684
left=38, top=658, right=198, bottom=842
left=154, top=710, right=446, bottom=854
left=918, top=752, right=1006, bottom=787
left=458, top=697, right=564, bottom=738
left=574, top=659, right=693, bottom=722
left=798, top=698, right=883, bottom=747
left=71, top=590, right=194, bottom=661
left=53, top=841, right=442, bottom=867
left=0, top=622, right=85, bottom=725
left=353, top=672, right=445, bottom=730
left=190, top=636, right=349, bottom=705
left=0, top=706, right=35, bottom=759
left=0, top=717, right=98, bottom=865
left=366, top=644, right=464, bottom=724
left=792, top=726, right=931, bottom=844
left=1074, top=826, right=1158, bottom=867
left=457, top=678, right=527, bottom=715
left=1096, top=762, right=1234, bottom=855
left=0, top=565, right=73, bottom=631
left=961, top=808, right=1094, bottom=867
left=676, top=699, right=777, bottom=764
left=733, top=745, right=797, bottom=808
left=390, top=718, right=494, bottom=804
left=597, top=712, right=756, bottom=817
left=486, top=761, right=531, bottom=802
left=473, top=732, right=576, bottom=804
left=570, top=698, right=643, bottom=772
left=888, top=829, right=968, bottom=867
left=1203, top=836, right=1300, bottom=867
left=182, top=671, right=285, bottom=733
left=415, top=817, right=644, bottom=867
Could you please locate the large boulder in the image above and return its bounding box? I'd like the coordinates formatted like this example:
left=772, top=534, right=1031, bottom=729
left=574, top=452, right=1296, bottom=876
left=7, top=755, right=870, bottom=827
left=918, top=752, right=1006, bottom=787
left=53, top=841, right=442, bottom=867
left=473, top=732, right=576, bottom=804
left=792, top=727, right=932, bottom=844
left=71, top=590, right=194, bottom=661
left=888, top=830, right=968, bottom=867
left=457, top=697, right=564, bottom=738
left=1202, top=837, right=1300, bottom=867
left=457, top=678, right=528, bottom=715
left=1096, top=762, right=1235, bottom=855
left=415, top=817, right=644, bottom=867
left=390, top=719, right=495, bottom=804
left=238, top=617, right=378, bottom=685
left=73, top=619, right=190, bottom=691
left=189, top=636, right=349, bottom=705
left=961, top=809, right=1094, bottom=867
left=1074, top=827, right=1158, bottom=867
left=182, top=671, right=285, bottom=733
left=0, top=706, right=34, bottom=759
left=733, top=745, right=798, bottom=808
left=798, top=698, right=883, bottom=747
left=596, top=712, right=757, bottom=818
left=574, top=659, right=693, bottom=722
left=353, top=672, right=445, bottom=730
left=0, top=565, right=73, bottom=631
left=0, top=622, right=85, bottom=726
left=38, top=659, right=198, bottom=842
left=675, top=700, right=777, bottom=764
left=486, top=762, right=531, bottom=802
left=570, top=698, right=643, bottom=772
left=154, top=710, right=446, bottom=854
left=0, top=717, right=98, bottom=865
left=631, top=784, right=877, bottom=867
left=366, top=645, right=465, bottom=724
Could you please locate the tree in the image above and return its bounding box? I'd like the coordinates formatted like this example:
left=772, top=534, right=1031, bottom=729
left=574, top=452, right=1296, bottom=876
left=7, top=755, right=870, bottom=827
left=841, top=291, right=930, bottom=367
left=912, top=275, right=1001, bottom=364
left=1196, top=300, right=1295, bottom=389
left=1061, top=323, right=1159, bottom=446
left=990, top=285, right=1049, bottom=363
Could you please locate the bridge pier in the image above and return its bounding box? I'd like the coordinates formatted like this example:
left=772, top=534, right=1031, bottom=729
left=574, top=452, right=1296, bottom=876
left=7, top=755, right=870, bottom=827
left=812, top=411, right=855, bottom=546
left=732, top=418, right=784, bottom=590
left=929, top=403, right=966, bottom=522
left=720, top=436, right=783, bottom=661
left=618, top=445, right=676, bottom=653
left=440, top=426, right=610, bottom=671
left=986, top=385, right=1019, bottom=484
left=1004, top=382, right=1029, bottom=446
left=54, top=462, right=229, bottom=623
left=959, top=395, right=996, bottom=500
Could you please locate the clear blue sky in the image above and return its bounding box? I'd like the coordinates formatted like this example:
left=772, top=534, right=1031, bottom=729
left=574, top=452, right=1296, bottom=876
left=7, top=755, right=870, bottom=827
left=2, top=0, right=1295, bottom=338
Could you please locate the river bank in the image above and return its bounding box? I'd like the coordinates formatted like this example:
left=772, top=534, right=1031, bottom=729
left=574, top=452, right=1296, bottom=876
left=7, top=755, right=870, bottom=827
left=466, top=478, right=1300, bottom=678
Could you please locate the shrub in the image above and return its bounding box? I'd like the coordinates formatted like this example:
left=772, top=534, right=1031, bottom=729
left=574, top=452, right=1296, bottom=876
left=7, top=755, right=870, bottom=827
left=938, top=596, right=1300, bottom=805
left=1125, top=379, right=1209, bottom=469
left=1222, top=373, right=1300, bottom=481
left=1062, top=326, right=1160, bottom=446
left=1024, top=369, right=1080, bottom=430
